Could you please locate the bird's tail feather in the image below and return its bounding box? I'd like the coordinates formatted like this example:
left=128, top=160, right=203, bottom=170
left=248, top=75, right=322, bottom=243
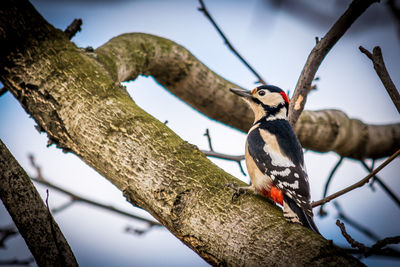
left=283, top=195, right=320, bottom=235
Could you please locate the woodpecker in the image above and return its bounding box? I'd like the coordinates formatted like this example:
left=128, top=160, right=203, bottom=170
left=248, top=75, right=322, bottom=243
left=229, top=85, right=319, bottom=234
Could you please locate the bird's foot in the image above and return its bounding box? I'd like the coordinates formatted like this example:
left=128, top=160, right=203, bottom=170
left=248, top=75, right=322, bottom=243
left=224, top=183, right=252, bottom=201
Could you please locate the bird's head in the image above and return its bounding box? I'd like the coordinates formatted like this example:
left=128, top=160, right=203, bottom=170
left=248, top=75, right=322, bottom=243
left=230, top=85, right=290, bottom=122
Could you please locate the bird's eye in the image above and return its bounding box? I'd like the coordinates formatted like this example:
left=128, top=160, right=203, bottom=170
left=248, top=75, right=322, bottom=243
left=258, top=90, right=266, bottom=96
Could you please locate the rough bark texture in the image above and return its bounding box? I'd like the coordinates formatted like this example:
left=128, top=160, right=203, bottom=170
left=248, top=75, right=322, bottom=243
left=0, top=0, right=363, bottom=265
left=0, top=140, right=78, bottom=267
left=95, top=33, right=400, bottom=160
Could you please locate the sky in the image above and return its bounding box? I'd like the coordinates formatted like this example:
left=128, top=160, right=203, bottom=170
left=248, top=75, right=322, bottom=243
left=1, top=0, right=399, bottom=266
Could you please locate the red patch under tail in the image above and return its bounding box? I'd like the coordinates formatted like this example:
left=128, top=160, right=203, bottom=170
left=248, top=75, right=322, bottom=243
left=261, top=186, right=283, bottom=206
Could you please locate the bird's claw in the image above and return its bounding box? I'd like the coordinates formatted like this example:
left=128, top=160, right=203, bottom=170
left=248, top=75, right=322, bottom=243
left=224, top=183, right=246, bottom=201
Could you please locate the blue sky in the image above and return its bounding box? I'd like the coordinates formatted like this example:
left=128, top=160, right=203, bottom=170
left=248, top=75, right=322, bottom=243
left=1, top=0, right=399, bottom=266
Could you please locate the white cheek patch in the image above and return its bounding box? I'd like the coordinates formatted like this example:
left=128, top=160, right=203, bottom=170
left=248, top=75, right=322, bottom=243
left=263, top=143, right=295, bottom=168
left=261, top=93, right=283, bottom=107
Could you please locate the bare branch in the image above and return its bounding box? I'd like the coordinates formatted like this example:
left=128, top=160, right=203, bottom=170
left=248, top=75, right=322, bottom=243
left=342, top=247, right=400, bottom=258
left=125, top=224, right=156, bottom=236
left=204, top=128, right=214, bottom=151
left=333, top=202, right=380, bottom=242
left=64, top=18, right=82, bottom=40
left=31, top=177, right=162, bottom=227
left=0, top=140, right=78, bottom=266
left=336, top=219, right=367, bottom=250
left=336, top=219, right=400, bottom=258
left=0, top=257, right=34, bottom=266
left=289, top=0, right=378, bottom=126
left=359, top=46, right=400, bottom=113
left=318, top=157, right=344, bottom=217
left=0, top=226, right=18, bottom=248
left=29, top=155, right=160, bottom=226
left=198, top=0, right=266, bottom=84
left=312, top=149, right=400, bottom=207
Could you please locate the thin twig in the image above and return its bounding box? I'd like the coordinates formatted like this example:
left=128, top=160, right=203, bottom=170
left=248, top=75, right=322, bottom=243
left=360, top=160, right=400, bottom=208
left=318, top=157, right=344, bottom=216
left=0, top=257, right=34, bottom=266
left=336, top=219, right=367, bottom=250
left=198, top=0, right=266, bottom=84
left=336, top=219, right=400, bottom=258
left=342, top=247, right=400, bottom=258
left=204, top=128, right=214, bottom=151
left=201, top=150, right=245, bottom=162
left=29, top=155, right=161, bottom=226
left=289, top=0, right=378, bottom=126
left=201, top=128, right=247, bottom=176
left=0, top=226, right=18, bottom=248
left=333, top=202, right=380, bottom=242
left=312, top=149, right=400, bottom=207
left=359, top=46, right=400, bottom=114
left=369, top=159, right=376, bottom=189
left=125, top=224, right=156, bottom=236
left=32, top=177, right=161, bottom=227
left=64, top=19, right=82, bottom=40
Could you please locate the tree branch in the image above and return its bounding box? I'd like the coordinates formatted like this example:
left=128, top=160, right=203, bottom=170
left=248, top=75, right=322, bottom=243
left=0, top=139, right=78, bottom=266
left=201, top=128, right=247, bottom=176
left=0, top=258, right=34, bottom=266
left=318, top=157, right=344, bottom=216
left=336, top=220, right=400, bottom=258
left=333, top=202, right=381, bottom=242
left=0, top=1, right=362, bottom=264
left=289, top=0, right=378, bottom=126
left=0, top=226, right=18, bottom=248
left=95, top=33, right=400, bottom=160
left=312, top=149, right=400, bottom=207
left=198, top=0, right=266, bottom=84
left=359, top=46, right=400, bottom=113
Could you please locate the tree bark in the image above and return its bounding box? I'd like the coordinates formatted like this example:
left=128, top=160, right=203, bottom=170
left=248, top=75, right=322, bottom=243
left=0, top=140, right=78, bottom=267
left=0, top=0, right=364, bottom=265
left=95, top=33, right=400, bottom=160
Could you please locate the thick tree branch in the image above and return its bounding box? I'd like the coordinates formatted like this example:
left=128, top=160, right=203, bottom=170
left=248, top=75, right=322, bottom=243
left=0, top=1, right=361, bottom=265
left=289, top=0, right=378, bottom=126
left=95, top=34, right=400, bottom=160
left=359, top=46, right=400, bottom=113
left=0, top=140, right=78, bottom=267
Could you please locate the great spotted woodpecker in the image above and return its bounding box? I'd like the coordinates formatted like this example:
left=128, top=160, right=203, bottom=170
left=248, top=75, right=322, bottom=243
left=229, top=85, right=319, bottom=234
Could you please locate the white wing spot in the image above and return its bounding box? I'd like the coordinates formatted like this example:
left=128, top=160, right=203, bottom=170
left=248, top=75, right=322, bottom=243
left=282, top=180, right=299, bottom=189
left=263, top=144, right=295, bottom=168
left=294, top=173, right=299, bottom=178
left=271, top=168, right=291, bottom=177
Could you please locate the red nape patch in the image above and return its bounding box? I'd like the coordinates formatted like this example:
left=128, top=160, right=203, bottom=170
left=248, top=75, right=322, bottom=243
left=261, top=187, right=283, bottom=206
left=280, top=91, right=290, bottom=104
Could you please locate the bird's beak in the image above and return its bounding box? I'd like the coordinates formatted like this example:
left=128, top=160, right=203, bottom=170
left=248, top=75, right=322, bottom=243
left=229, top=88, right=252, bottom=98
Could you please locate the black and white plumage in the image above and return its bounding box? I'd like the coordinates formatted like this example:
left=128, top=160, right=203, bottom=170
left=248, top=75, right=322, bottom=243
left=230, top=85, right=319, bottom=234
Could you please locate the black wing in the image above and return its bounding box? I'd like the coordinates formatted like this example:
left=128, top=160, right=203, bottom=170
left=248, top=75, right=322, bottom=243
left=247, top=120, right=312, bottom=217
